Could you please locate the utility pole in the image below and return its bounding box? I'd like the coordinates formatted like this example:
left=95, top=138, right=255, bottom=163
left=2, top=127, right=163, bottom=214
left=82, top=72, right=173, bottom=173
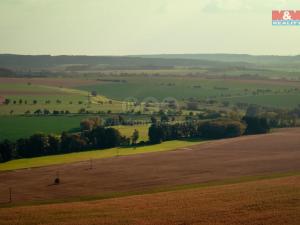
left=90, top=158, right=93, bottom=170
left=9, top=187, right=12, bottom=203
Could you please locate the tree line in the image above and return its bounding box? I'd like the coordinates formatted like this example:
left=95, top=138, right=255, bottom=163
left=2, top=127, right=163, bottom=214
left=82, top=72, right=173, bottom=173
left=148, top=116, right=270, bottom=145
left=148, top=119, right=248, bottom=144
left=0, top=126, right=125, bottom=162
left=0, top=116, right=271, bottom=163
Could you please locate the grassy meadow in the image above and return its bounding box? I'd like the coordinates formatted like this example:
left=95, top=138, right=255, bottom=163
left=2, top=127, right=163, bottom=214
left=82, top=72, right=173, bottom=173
left=0, top=139, right=202, bottom=171
left=0, top=116, right=86, bottom=141
left=113, top=124, right=149, bottom=142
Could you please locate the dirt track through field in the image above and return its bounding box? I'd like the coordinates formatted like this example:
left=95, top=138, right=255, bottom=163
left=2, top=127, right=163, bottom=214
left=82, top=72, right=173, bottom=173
left=0, top=128, right=299, bottom=204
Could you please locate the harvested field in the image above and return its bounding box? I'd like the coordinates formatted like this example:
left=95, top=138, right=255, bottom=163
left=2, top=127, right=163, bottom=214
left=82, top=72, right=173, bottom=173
left=0, top=128, right=299, bottom=204
left=0, top=175, right=299, bottom=225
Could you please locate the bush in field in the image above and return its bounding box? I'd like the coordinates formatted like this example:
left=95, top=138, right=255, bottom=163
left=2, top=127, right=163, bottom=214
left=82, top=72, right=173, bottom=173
left=34, top=109, right=42, bottom=115
left=78, top=108, right=86, bottom=114
left=4, top=99, right=10, bottom=105
left=131, top=129, right=139, bottom=145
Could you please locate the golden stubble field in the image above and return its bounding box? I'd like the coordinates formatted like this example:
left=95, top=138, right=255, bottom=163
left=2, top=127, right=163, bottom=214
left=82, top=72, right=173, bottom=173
left=0, top=175, right=299, bottom=225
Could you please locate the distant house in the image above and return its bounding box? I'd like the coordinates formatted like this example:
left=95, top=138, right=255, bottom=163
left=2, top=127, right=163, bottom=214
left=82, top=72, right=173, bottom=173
left=0, top=96, right=5, bottom=104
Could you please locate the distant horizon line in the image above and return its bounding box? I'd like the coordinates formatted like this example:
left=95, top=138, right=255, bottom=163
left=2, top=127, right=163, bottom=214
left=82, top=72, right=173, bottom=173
left=1, top=53, right=299, bottom=57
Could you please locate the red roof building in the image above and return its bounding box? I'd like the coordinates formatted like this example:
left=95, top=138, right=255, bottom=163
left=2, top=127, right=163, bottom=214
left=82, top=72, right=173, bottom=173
left=0, top=96, right=5, bottom=104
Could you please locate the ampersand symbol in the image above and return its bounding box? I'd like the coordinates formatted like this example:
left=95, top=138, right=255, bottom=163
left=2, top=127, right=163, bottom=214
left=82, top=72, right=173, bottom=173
left=283, top=10, right=292, bottom=20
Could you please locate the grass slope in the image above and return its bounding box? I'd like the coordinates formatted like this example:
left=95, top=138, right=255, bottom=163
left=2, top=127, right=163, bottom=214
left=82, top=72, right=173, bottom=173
left=113, top=124, right=149, bottom=142
left=0, top=139, right=202, bottom=171
left=0, top=82, right=122, bottom=115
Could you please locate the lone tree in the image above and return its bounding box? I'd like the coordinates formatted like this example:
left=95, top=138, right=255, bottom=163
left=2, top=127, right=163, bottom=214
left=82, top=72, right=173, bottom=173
left=131, top=129, right=139, bottom=145
left=4, top=99, right=10, bottom=105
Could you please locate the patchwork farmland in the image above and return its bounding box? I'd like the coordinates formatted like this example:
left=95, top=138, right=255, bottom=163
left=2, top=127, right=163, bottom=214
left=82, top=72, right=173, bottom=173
left=0, top=54, right=300, bottom=225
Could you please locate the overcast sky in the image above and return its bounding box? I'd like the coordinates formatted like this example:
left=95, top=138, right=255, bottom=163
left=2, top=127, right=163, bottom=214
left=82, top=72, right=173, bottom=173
left=0, top=0, right=300, bottom=55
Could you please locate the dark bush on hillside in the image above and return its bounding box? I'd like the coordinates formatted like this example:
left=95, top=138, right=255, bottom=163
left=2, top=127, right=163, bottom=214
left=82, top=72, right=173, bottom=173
left=84, top=126, right=122, bottom=148
left=0, top=140, right=14, bottom=162
left=242, top=116, right=270, bottom=134
left=16, top=134, right=61, bottom=158
left=61, top=132, right=88, bottom=153
left=17, top=134, right=50, bottom=158
left=148, top=124, right=165, bottom=144
left=200, top=120, right=246, bottom=139
left=47, top=135, right=61, bottom=155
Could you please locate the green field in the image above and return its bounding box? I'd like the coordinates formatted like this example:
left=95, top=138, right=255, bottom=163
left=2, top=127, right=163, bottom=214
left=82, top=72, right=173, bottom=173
left=0, top=115, right=86, bottom=141
left=77, top=77, right=300, bottom=108
left=222, top=94, right=300, bottom=108
left=0, top=139, right=203, bottom=171
left=0, top=116, right=150, bottom=142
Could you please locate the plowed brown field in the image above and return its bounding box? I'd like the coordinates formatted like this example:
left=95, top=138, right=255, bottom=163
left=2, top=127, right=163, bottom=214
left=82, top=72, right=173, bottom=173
left=0, top=128, right=299, bottom=204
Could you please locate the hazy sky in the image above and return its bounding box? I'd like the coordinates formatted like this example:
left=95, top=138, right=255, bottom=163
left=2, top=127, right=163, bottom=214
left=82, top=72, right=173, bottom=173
left=0, top=0, right=300, bottom=55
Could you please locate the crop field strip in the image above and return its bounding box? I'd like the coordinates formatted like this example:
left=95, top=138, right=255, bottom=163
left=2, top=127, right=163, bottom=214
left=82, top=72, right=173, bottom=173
left=0, top=80, right=123, bottom=115
left=0, top=174, right=299, bottom=225
left=0, top=139, right=201, bottom=171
